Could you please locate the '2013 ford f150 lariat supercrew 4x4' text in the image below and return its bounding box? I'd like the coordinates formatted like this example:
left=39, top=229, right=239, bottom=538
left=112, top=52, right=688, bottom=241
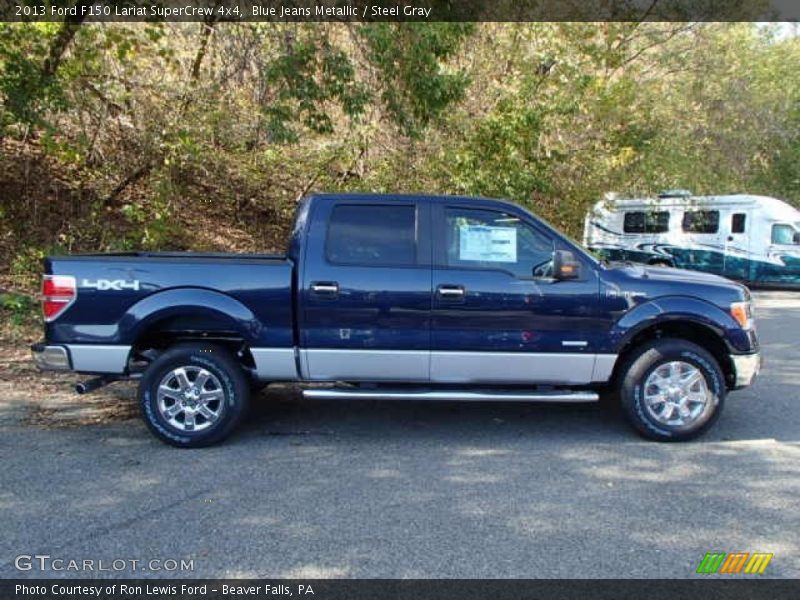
left=32, top=194, right=762, bottom=447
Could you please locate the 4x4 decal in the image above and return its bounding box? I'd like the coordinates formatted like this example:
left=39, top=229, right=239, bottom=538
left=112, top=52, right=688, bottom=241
left=80, top=279, right=140, bottom=291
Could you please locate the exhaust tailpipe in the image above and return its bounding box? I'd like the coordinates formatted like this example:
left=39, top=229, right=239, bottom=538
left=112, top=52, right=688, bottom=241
left=75, top=376, right=116, bottom=395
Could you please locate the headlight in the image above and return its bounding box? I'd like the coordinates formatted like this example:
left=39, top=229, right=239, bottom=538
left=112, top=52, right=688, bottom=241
left=730, top=301, right=753, bottom=329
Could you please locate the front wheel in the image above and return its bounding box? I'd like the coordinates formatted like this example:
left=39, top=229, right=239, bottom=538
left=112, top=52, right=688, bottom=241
left=618, top=339, right=725, bottom=442
left=139, top=343, right=250, bottom=447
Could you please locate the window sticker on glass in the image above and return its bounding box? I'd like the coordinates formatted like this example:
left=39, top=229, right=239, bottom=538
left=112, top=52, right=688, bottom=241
left=459, top=225, right=517, bottom=262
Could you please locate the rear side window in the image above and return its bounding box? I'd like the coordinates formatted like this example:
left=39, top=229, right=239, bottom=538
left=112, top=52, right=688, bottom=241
left=682, top=210, right=719, bottom=234
left=731, top=213, right=746, bottom=234
left=326, top=204, right=417, bottom=266
left=623, top=211, right=670, bottom=233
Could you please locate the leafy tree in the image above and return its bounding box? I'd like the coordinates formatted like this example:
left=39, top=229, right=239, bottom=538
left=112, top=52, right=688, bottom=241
left=2, top=21, right=800, bottom=294
left=359, top=23, right=474, bottom=137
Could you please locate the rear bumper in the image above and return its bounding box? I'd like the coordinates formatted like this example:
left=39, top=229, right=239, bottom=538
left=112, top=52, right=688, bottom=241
left=731, top=351, right=762, bottom=389
left=31, top=343, right=130, bottom=374
left=31, top=343, right=71, bottom=371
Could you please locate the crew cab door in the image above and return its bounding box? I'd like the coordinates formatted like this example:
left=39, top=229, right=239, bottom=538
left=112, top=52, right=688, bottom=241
left=299, top=198, right=432, bottom=381
left=430, top=203, right=609, bottom=384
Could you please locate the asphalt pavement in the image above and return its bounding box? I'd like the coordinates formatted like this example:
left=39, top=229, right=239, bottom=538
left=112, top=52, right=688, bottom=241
left=1, top=291, right=798, bottom=579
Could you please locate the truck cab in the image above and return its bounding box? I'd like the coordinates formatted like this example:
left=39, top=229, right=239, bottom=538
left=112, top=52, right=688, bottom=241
left=33, top=194, right=762, bottom=447
left=296, top=195, right=607, bottom=384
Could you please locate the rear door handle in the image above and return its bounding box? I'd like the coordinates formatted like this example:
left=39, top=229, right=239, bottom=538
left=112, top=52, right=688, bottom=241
left=437, top=285, right=465, bottom=298
left=311, top=282, right=339, bottom=295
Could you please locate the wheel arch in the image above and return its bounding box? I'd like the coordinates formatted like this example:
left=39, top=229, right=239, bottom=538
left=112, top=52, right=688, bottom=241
left=611, top=318, right=735, bottom=389
left=609, top=297, right=742, bottom=389
left=122, top=288, right=264, bottom=371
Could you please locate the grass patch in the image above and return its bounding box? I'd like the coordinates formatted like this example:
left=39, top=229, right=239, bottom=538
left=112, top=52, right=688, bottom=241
left=1, top=292, right=40, bottom=342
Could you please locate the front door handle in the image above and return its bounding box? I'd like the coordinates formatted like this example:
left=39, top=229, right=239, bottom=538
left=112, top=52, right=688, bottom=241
left=437, top=285, right=465, bottom=298
left=311, top=282, right=339, bottom=295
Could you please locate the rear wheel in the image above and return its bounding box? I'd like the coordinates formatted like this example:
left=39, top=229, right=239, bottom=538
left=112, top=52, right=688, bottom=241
left=618, top=339, right=725, bottom=441
left=139, top=343, right=250, bottom=447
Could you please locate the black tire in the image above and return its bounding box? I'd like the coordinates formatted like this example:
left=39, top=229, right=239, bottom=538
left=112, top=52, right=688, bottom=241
left=618, top=338, right=725, bottom=442
left=139, top=342, right=250, bottom=448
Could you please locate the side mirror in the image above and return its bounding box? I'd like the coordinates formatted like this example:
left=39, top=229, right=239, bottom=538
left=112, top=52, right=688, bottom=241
left=553, top=249, right=581, bottom=280
left=794, top=232, right=800, bottom=245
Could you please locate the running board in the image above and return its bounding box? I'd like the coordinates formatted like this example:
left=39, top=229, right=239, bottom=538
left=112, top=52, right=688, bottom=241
left=302, top=388, right=598, bottom=403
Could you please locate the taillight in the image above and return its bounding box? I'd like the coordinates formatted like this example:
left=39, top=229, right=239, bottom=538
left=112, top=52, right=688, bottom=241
left=42, top=275, right=76, bottom=322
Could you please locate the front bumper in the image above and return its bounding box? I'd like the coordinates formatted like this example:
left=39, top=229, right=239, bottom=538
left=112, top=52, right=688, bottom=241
left=31, top=343, right=71, bottom=371
left=731, top=351, right=762, bottom=388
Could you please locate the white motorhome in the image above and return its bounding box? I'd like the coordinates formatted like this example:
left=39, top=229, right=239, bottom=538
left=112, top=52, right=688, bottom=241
left=583, top=192, right=800, bottom=287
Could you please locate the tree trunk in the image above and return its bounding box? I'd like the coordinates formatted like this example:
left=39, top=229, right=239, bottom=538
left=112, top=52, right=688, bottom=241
left=42, top=1, right=92, bottom=81
left=191, top=19, right=218, bottom=83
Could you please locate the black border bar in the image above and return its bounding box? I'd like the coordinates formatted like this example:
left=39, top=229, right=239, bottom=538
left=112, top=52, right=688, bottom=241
left=4, top=579, right=800, bottom=600
left=2, top=0, right=799, bottom=22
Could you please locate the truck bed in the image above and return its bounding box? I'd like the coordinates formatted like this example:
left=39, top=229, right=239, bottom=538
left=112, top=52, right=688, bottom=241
left=60, top=250, right=287, bottom=261
left=43, top=253, right=295, bottom=348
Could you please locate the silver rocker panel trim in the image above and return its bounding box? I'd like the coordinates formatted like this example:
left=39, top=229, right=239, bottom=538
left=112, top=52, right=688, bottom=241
left=251, top=348, right=299, bottom=381
left=300, top=349, right=618, bottom=385
left=430, top=351, right=617, bottom=385
left=301, top=349, right=428, bottom=382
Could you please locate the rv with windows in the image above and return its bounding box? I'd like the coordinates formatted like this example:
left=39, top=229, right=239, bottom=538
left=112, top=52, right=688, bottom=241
left=583, top=193, right=800, bottom=287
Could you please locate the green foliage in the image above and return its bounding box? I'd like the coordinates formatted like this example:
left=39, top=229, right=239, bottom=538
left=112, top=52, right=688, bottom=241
left=762, top=139, right=800, bottom=200
left=119, top=171, right=174, bottom=250
left=449, top=98, right=552, bottom=201
left=0, top=292, right=37, bottom=328
left=2, top=22, right=800, bottom=290
left=262, top=36, right=369, bottom=142
left=0, top=23, right=63, bottom=129
left=10, top=247, right=48, bottom=290
left=360, top=23, right=474, bottom=136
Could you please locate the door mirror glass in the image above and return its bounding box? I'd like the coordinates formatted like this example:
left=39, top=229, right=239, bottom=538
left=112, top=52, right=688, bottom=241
left=553, top=250, right=581, bottom=280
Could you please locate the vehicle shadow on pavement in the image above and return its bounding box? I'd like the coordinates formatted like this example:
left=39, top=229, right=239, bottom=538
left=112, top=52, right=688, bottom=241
left=244, top=391, right=627, bottom=443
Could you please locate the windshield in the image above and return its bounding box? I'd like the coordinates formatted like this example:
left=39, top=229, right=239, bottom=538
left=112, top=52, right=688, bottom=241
left=772, top=223, right=800, bottom=245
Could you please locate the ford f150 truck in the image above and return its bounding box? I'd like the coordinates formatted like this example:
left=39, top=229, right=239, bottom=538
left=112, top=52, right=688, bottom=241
left=32, top=193, right=762, bottom=447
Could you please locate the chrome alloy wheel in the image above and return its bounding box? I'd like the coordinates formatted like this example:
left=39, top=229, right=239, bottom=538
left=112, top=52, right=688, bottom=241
left=643, top=361, right=713, bottom=428
left=156, top=366, right=226, bottom=432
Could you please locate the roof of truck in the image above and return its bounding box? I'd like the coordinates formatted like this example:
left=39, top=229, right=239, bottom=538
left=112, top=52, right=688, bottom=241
left=309, top=192, right=505, bottom=204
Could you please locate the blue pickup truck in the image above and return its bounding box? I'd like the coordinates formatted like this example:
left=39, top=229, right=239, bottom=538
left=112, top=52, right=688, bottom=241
left=32, top=193, right=761, bottom=447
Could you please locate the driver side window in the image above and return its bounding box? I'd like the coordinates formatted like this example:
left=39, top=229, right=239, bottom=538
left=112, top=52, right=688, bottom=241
left=444, top=207, right=553, bottom=278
